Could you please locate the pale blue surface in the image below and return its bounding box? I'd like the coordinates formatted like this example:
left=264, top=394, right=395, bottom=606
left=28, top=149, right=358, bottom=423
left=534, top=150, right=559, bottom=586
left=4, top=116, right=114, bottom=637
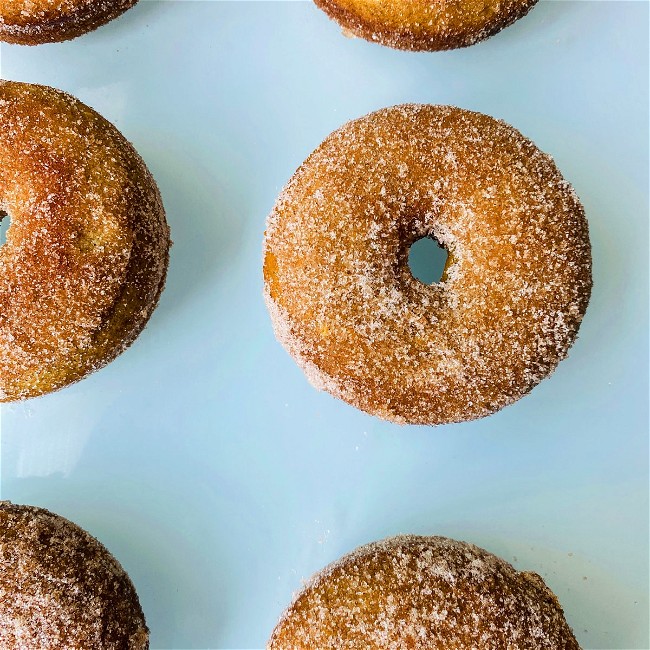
left=0, top=2, right=648, bottom=648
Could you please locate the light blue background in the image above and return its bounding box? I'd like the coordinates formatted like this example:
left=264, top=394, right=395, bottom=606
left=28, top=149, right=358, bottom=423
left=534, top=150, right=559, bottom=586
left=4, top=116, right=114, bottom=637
left=0, top=2, right=648, bottom=648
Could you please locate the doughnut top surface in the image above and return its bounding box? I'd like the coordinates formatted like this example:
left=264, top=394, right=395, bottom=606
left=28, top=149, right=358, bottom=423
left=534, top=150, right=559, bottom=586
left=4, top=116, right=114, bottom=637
left=0, top=0, right=137, bottom=44
left=268, top=535, right=581, bottom=649
left=0, top=81, right=170, bottom=401
left=0, top=501, right=149, bottom=649
left=314, top=0, right=539, bottom=51
left=264, top=105, right=592, bottom=425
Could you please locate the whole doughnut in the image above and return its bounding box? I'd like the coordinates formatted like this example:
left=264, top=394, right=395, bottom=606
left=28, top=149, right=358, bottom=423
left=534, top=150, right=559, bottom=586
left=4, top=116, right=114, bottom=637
left=263, top=105, right=592, bottom=425
left=0, top=501, right=148, bottom=649
left=268, top=535, right=581, bottom=649
left=0, top=0, right=138, bottom=44
left=0, top=81, right=170, bottom=401
left=313, top=0, right=538, bottom=51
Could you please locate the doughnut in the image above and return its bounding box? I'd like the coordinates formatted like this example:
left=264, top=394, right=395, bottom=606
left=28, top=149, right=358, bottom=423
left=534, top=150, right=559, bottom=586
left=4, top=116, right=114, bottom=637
left=0, top=80, right=170, bottom=402
left=263, top=105, right=592, bottom=425
left=313, top=0, right=539, bottom=51
left=0, top=0, right=138, bottom=44
left=0, top=501, right=148, bottom=649
left=268, top=535, right=581, bottom=649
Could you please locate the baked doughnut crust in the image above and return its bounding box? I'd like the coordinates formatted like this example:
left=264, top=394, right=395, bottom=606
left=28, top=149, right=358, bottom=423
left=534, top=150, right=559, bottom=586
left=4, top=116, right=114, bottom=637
left=0, top=501, right=149, bottom=649
left=268, top=535, right=581, bottom=649
left=263, top=105, right=592, bottom=425
left=313, top=0, right=539, bottom=51
left=0, top=0, right=138, bottom=44
left=0, top=81, right=170, bottom=401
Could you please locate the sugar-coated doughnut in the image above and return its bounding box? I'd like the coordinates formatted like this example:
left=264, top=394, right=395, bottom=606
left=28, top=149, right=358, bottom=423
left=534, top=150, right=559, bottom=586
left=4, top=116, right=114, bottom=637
left=0, top=81, right=170, bottom=401
left=313, top=0, right=538, bottom=51
left=0, top=501, right=148, bottom=649
left=263, top=105, right=592, bottom=425
left=268, top=535, right=581, bottom=649
left=0, top=0, right=137, bottom=44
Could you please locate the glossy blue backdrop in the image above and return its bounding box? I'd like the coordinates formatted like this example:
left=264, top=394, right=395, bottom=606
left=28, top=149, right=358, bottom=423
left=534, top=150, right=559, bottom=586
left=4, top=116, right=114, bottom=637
left=0, top=2, right=648, bottom=648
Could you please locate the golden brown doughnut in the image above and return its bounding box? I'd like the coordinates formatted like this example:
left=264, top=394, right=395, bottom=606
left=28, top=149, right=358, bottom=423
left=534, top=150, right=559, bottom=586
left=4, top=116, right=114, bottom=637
left=0, top=0, right=137, bottom=44
left=0, top=501, right=149, bottom=649
left=268, top=535, right=581, bottom=649
left=263, top=105, right=592, bottom=425
left=0, top=80, right=170, bottom=401
left=313, top=0, right=538, bottom=51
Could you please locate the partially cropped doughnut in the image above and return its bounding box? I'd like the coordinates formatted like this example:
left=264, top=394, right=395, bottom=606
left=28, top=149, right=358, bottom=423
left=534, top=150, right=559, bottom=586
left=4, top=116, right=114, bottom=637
left=0, top=80, right=170, bottom=401
left=0, top=0, right=138, bottom=44
left=268, top=535, right=581, bottom=649
left=313, top=0, right=538, bottom=51
left=263, top=105, right=592, bottom=425
left=0, top=501, right=149, bottom=649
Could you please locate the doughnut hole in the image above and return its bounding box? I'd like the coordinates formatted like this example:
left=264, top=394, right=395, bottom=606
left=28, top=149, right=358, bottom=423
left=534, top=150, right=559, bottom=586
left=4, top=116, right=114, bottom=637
left=0, top=209, right=9, bottom=247
left=408, top=236, right=448, bottom=285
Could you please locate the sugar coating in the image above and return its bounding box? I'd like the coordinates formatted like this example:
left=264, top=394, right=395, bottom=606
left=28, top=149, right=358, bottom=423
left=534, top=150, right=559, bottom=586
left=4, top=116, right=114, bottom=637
left=0, top=81, right=170, bottom=401
left=313, top=0, right=539, bottom=51
left=0, top=501, right=149, bottom=649
left=0, top=0, right=137, bottom=44
left=263, top=105, right=592, bottom=425
left=268, top=535, right=581, bottom=650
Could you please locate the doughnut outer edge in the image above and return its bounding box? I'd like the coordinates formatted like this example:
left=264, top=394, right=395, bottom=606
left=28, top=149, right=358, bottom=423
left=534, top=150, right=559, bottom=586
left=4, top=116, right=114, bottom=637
left=313, top=0, right=539, bottom=51
left=268, top=535, right=582, bottom=649
left=263, top=104, right=592, bottom=425
left=0, top=501, right=149, bottom=649
left=0, top=80, right=171, bottom=401
left=0, top=0, right=138, bottom=45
